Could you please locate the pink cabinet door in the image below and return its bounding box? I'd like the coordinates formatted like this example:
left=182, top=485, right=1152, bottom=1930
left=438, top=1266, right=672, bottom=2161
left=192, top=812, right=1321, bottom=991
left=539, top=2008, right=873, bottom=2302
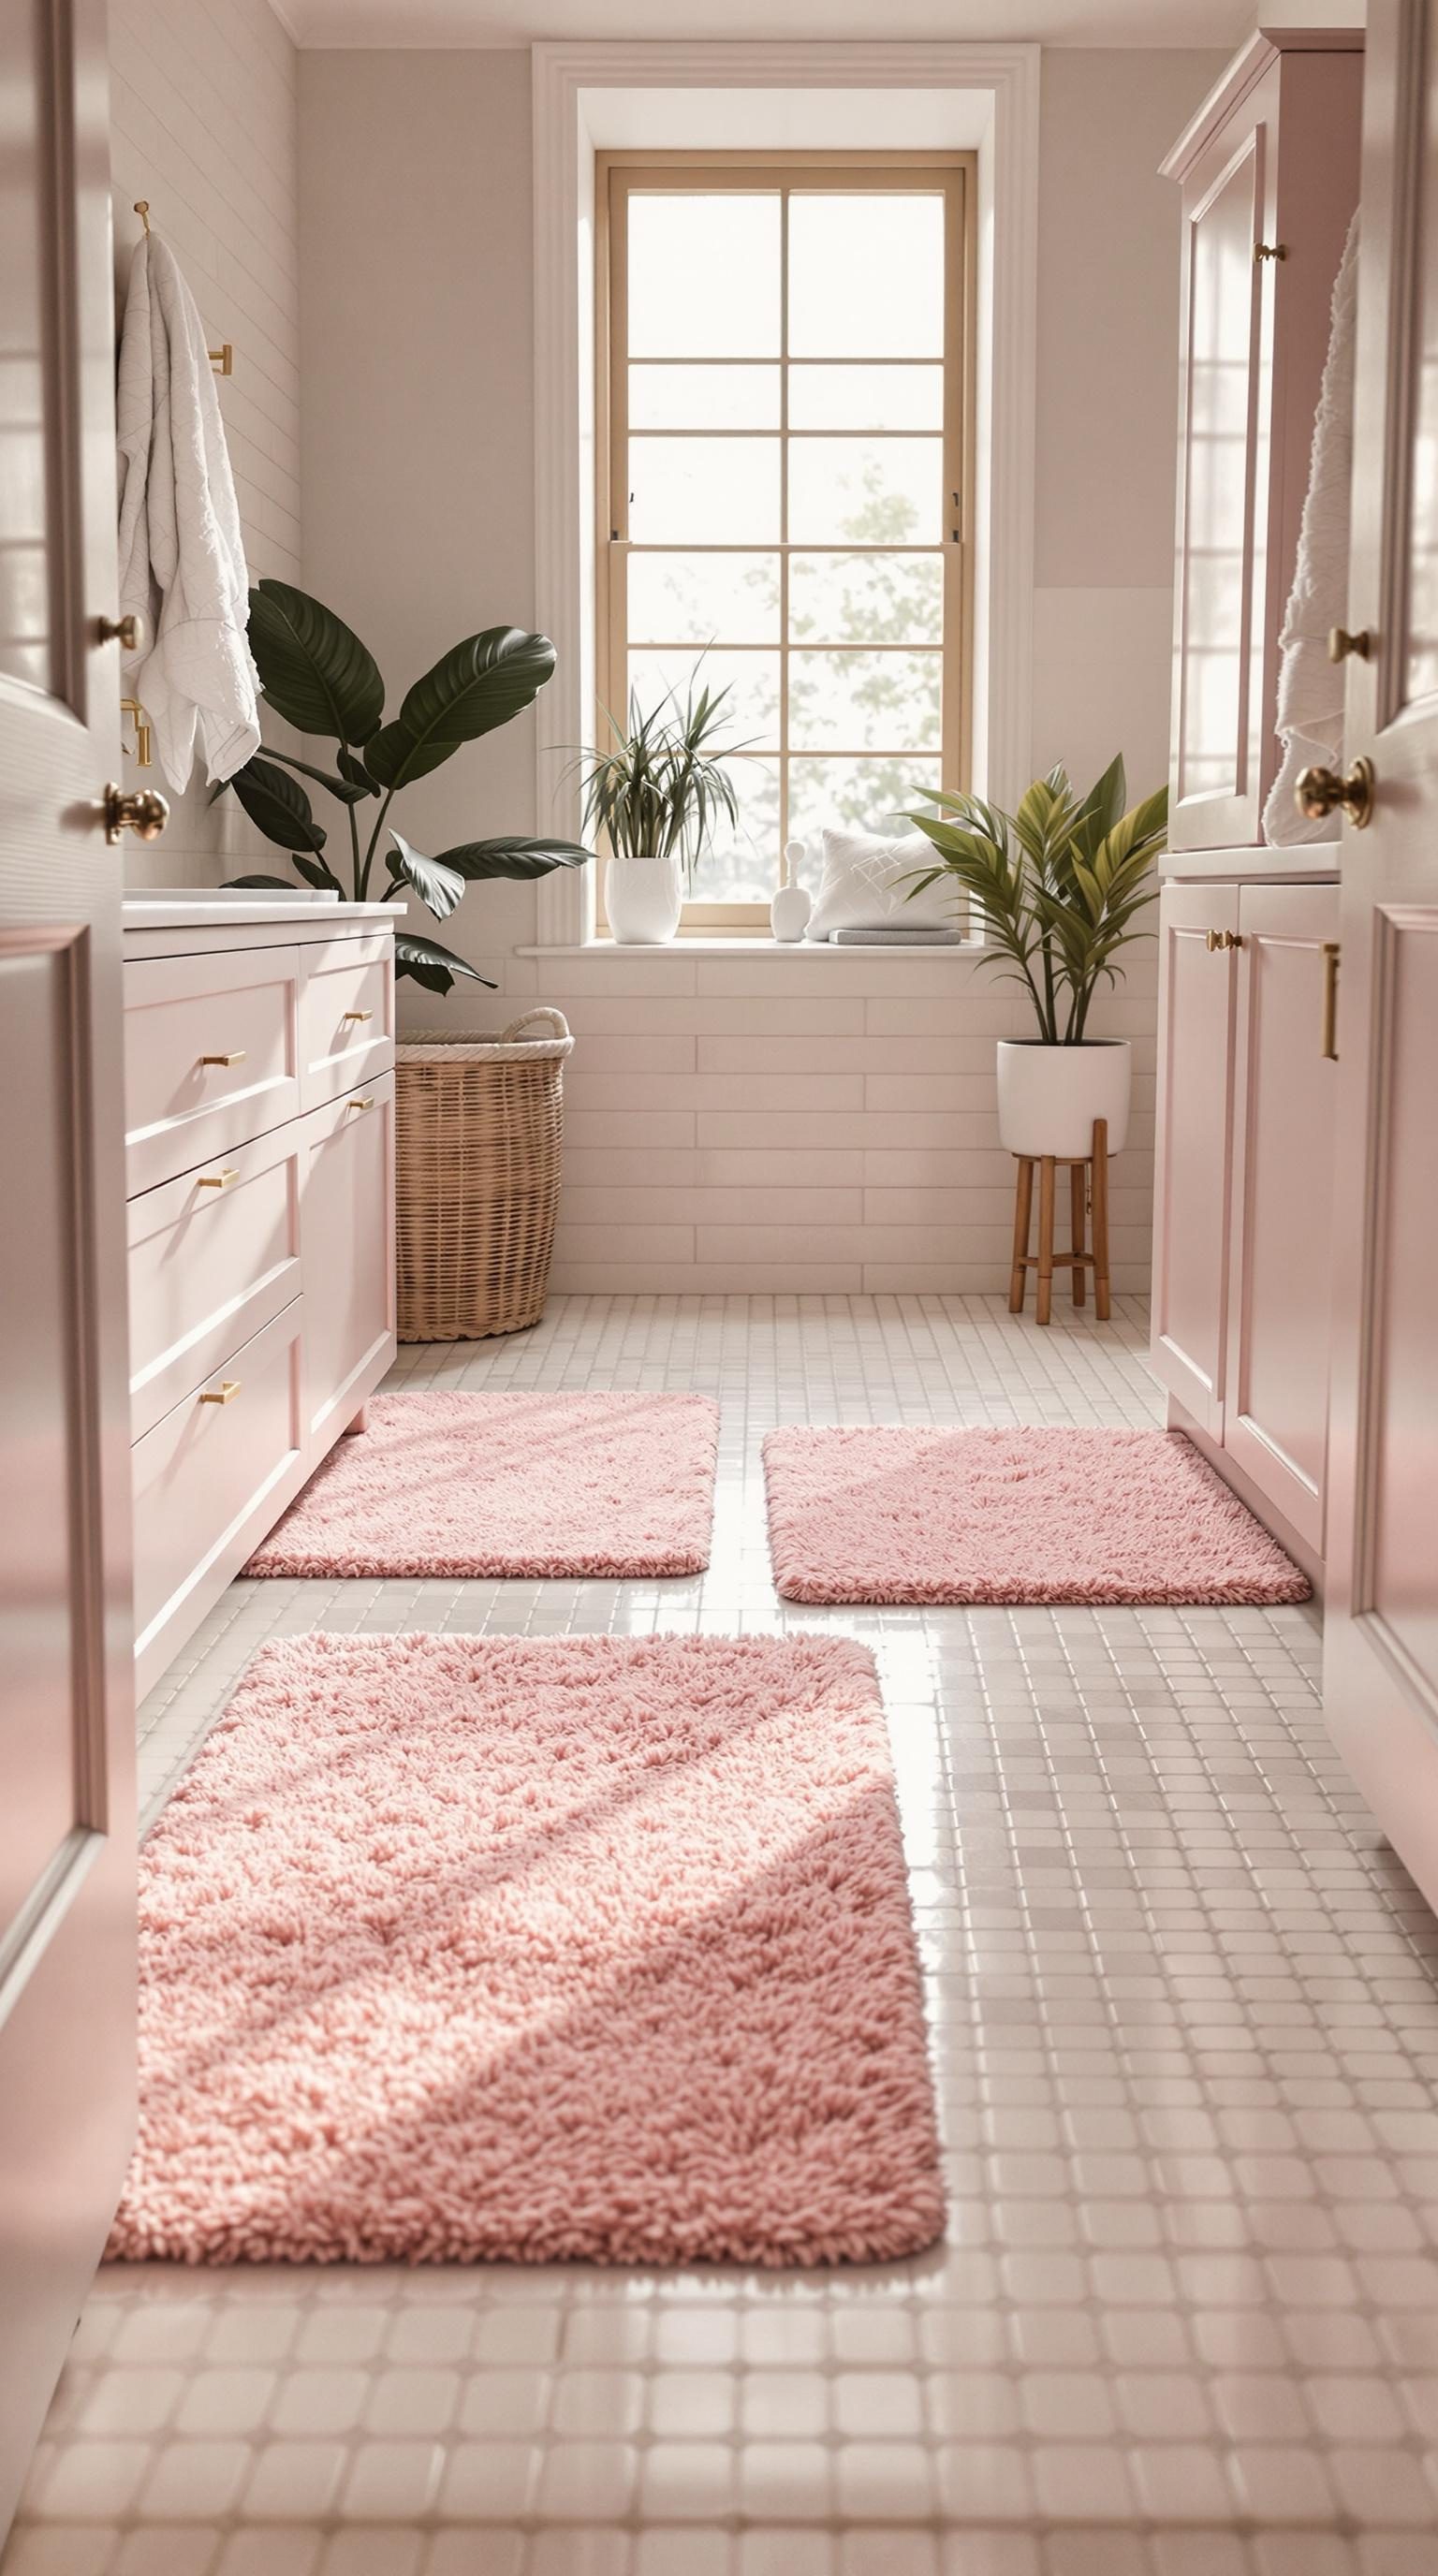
left=300, top=1074, right=396, bottom=1452
left=1222, top=884, right=1339, bottom=1548
left=125, top=944, right=301, bottom=1193
left=131, top=1303, right=305, bottom=1703
left=127, top=1120, right=304, bottom=1442
left=298, top=932, right=395, bottom=1109
left=1150, top=881, right=1240, bottom=1433
left=1323, top=0, right=1438, bottom=1910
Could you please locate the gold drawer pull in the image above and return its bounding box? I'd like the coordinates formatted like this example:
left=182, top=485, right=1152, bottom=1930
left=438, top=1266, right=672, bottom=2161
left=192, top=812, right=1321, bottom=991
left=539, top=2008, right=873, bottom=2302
left=347, top=1094, right=375, bottom=1113
left=199, top=1049, right=247, bottom=1067
left=198, top=1380, right=242, bottom=1406
left=342, top=1008, right=374, bottom=1024
left=195, top=1166, right=239, bottom=1192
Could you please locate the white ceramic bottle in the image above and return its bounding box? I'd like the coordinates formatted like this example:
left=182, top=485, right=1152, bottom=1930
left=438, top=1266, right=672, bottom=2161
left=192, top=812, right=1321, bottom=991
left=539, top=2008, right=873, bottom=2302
left=770, top=841, right=812, bottom=943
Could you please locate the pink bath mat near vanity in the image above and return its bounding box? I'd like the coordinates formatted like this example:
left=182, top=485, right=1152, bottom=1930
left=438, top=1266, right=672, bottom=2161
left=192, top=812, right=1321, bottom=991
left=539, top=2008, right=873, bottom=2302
left=245, top=1390, right=719, bottom=1579
left=109, top=1631, right=944, bottom=2266
left=763, top=1425, right=1311, bottom=1606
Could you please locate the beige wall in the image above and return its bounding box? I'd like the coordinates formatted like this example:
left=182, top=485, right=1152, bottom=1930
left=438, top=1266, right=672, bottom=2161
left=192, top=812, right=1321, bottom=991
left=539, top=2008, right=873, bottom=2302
left=298, top=48, right=537, bottom=979
left=1033, top=48, right=1218, bottom=795
left=109, top=0, right=301, bottom=887
left=294, top=43, right=1222, bottom=1293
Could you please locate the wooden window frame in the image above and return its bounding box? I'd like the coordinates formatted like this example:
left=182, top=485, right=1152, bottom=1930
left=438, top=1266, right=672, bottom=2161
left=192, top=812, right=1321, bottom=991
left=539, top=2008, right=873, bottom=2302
left=595, top=148, right=976, bottom=935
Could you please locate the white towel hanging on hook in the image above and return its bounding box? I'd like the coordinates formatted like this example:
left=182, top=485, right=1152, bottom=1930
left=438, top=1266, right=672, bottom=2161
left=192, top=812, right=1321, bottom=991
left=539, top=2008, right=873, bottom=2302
left=115, top=219, right=260, bottom=796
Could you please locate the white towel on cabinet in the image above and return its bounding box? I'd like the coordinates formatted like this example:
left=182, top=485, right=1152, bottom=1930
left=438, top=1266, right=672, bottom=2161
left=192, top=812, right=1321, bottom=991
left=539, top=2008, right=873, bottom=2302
left=1262, top=212, right=1360, bottom=846
left=115, top=229, right=260, bottom=796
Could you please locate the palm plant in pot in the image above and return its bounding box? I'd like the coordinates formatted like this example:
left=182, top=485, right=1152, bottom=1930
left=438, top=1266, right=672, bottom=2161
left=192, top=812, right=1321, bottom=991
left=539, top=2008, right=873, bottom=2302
left=218, top=578, right=591, bottom=989
left=904, top=757, right=1168, bottom=1158
left=578, top=675, right=743, bottom=944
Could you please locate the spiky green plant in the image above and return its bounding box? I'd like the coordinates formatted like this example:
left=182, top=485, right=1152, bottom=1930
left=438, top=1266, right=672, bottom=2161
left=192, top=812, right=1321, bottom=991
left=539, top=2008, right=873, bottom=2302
left=903, top=757, right=1167, bottom=1042
left=577, top=676, right=744, bottom=885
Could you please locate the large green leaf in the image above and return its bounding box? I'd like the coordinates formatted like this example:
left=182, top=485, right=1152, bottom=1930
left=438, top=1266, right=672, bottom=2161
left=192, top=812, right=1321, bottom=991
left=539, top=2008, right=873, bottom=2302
left=386, top=830, right=466, bottom=921
left=393, top=931, right=494, bottom=995
left=291, top=850, right=344, bottom=896
left=227, top=754, right=327, bottom=853
left=248, top=578, right=385, bottom=744
left=434, top=836, right=593, bottom=882
left=364, top=628, right=555, bottom=790
left=337, top=748, right=379, bottom=798
left=261, top=746, right=373, bottom=806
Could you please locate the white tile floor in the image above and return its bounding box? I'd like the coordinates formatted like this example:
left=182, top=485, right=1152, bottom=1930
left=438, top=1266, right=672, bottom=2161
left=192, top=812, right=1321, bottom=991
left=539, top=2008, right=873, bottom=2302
left=10, top=1293, right=1438, bottom=2576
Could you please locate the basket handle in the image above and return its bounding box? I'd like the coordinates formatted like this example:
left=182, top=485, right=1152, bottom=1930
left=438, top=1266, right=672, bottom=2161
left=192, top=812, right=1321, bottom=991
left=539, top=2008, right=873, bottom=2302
left=500, top=1006, right=571, bottom=1043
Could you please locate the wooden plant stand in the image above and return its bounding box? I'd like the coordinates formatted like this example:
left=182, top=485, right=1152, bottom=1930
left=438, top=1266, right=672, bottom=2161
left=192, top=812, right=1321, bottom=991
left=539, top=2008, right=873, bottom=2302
left=1008, top=1117, right=1112, bottom=1326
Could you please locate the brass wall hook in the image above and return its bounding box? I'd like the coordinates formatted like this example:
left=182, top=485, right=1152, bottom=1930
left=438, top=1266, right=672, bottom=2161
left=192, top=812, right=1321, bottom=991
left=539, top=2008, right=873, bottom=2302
left=133, top=201, right=234, bottom=373
left=120, top=696, right=153, bottom=768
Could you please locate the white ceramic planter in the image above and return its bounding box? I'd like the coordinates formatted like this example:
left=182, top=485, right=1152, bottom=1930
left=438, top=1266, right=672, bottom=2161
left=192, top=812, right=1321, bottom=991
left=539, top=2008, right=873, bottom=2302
left=996, top=1039, right=1131, bottom=1159
left=606, top=852, right=682, bottom=944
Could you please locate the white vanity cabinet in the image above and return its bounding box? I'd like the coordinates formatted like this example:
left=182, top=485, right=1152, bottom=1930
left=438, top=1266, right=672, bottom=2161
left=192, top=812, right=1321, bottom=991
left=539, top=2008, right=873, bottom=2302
left=122, top=902, right=397, bottom=1699
left=1152, top=29, right=1363, bottom=1588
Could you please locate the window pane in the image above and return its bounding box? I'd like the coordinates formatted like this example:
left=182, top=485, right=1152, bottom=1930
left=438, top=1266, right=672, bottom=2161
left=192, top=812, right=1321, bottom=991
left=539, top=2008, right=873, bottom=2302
left=787, top=195, right=945, bottom=359
left=629, top=437, right=780, bottom=544
left=686, top=756, right=781, bottom=902
left=627, top=649, right=779, bottom=751
left=628, top=551, right=780, bottom=645
left=787, top=364, right=944, bottom=431
left=790, top=551, right=943, bottom=646
left=789, top=650, right=942, bottom=753
left=630, top=364, right=781, bottom=429
left=627, top=194, right=780, bottom=357
left=788, top=438, right=943, bottom=545
left=788, top=756, right=946, bottom=856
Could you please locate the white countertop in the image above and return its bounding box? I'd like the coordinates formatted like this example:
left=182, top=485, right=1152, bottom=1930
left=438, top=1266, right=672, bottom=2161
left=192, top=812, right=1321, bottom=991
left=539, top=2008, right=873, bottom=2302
left=123, top=898, right=403, bottom=930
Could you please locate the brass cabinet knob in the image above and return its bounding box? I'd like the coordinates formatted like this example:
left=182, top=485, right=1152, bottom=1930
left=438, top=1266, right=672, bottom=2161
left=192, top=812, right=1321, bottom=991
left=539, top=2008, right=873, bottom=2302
left=96, top=612, right=144, bottom=650
left=1295, top=755, right=1375, bottom=829
left=1205, top=929, right=1242, bottom=951
left=1254, top=242, right=1287, bottom=261
left=103, top=782, right=169, bottom=844
left=1328, top=625, right=1372, bottom=664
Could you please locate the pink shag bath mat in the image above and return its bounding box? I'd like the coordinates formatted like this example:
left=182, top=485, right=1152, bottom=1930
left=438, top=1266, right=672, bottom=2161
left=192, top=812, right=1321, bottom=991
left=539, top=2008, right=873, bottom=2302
left=110, top=1632, right=944, bottom=2266
left=245, top=1391, right=719, bottom=1580
left=763, top=1425, right=1311, bottom=1606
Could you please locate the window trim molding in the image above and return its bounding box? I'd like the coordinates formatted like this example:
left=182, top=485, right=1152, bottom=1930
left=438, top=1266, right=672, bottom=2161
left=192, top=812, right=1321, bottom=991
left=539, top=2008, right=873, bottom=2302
left=531, top=38, right=1040, bottom=950
left=596, top=150, right=974, bottom=932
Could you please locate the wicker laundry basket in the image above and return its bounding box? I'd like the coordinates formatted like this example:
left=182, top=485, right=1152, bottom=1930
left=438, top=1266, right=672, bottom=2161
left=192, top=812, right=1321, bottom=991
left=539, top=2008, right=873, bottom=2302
left=395, top=1008, right=574, bottom=1340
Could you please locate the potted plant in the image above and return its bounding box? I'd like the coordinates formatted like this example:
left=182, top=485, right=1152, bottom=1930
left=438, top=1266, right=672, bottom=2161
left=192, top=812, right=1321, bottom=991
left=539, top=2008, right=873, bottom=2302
left=904, top=757, right=1167, bottom=1158
left=578, top=675, right=742, bottom=944
left=219, top=577, right=591, bottom=988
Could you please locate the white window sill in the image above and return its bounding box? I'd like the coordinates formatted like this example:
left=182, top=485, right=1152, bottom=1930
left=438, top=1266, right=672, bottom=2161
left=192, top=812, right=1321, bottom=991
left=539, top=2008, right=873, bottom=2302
left=516, top=938, right=997, bottom=958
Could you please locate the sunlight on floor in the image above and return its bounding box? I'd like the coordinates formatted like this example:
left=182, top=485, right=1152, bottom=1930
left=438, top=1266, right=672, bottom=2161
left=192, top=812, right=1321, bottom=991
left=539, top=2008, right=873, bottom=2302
left=11, top=1295, right=1438, bottom=2576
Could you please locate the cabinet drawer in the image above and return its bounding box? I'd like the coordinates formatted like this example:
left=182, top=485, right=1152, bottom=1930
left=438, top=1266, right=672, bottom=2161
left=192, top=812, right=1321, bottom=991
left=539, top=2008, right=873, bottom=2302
left=128, top=1123, right=303, bottom=1442
left=125, top=946, right=301, bottom=1193
left=132, top=1304, right=304, bottom=1687
left=299, top=933, right=395, bottom=1108
left=301, top=1073, right=396, bottom=1449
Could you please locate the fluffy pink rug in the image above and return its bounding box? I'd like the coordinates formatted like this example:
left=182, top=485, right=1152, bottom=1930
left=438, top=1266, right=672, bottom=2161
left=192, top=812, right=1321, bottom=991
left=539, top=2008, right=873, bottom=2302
left=110, top=1632, right=944, bottom=2266
left=245, top=1392, right=719, bottom=1579
left=763, top=1425, right=1311, bottom=1605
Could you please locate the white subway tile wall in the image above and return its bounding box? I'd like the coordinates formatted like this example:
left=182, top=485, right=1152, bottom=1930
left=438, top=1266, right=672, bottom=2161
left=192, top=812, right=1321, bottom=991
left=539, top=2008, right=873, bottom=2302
left=486, top=950, right=1159, bottom=1295
left=11, top=1295, right=1438, bottom=2575
left=108, top=0, right=301, bottom=889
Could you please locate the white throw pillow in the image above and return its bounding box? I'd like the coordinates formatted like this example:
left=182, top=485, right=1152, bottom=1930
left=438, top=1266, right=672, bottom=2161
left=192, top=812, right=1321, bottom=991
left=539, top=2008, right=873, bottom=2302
left=804, top=824, right=960, bottom=940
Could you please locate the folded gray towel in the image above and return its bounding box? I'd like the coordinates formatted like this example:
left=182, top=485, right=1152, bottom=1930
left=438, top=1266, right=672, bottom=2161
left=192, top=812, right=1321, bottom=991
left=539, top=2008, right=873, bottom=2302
left=827, top=926, right=964, bottom=946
